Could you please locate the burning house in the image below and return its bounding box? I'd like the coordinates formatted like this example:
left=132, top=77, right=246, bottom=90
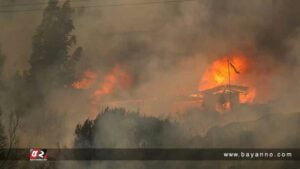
left=197, top=84, right=249, bottom=113
left=192, top=53, right=256, bottom=113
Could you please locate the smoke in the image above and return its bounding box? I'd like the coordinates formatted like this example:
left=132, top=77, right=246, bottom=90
left=0, top=1, right=300, bottom=169
left=0, top=0, right=300, bottom=152
left=69, top=0, right=300, bottom=116
left=0, top=8, right=40, bottom=78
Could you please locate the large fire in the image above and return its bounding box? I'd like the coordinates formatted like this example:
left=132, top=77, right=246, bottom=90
left=72, top=54, right=261, bottom=117
left=199, top=54, right=256, bottom=104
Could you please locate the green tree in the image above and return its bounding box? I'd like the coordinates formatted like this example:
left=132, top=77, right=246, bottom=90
left=74, top=108, right=189, bottom=169
left=28, top=0, right=82, bottom=93
left=21, top=0, right=83, bottom=111
left=74, top=108, right=187, bottom=148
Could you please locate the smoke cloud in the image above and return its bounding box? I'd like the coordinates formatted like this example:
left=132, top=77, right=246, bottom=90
left=0, top=0, right=300, bottom=158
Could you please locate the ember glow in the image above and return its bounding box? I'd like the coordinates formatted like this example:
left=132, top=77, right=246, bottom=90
left=239, top=88, right=256, bottom=103
left=72, top=70, right=97, bottom=89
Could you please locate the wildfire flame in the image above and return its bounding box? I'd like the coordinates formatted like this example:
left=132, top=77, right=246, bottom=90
left=93, top=65, right=132, bottom=97
left=72, top=54, right=260, bottom=116
left=72, top=65, right=132, bottom=118
left=91, top=65, right=132, bottom=114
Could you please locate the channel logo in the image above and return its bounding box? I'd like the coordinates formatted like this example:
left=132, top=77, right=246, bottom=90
left=29, top=148, right=48, bottom=161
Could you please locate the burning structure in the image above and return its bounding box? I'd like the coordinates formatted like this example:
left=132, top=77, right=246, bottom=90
left=190, top=53, right=256, bottom=113
left=197, top=84, right=249, bottom=113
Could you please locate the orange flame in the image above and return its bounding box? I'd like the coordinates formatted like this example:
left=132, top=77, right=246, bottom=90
left=199, top=54, right=256, bottom=105
left=72, top=65, right=132, bottom=118
left=72, top=70, right=97, bottom=89
left=93, top=65, right=132, bottom=97
left=199, top=54, right=249, bottom=90
left=90, top=65, right=132, bottom=118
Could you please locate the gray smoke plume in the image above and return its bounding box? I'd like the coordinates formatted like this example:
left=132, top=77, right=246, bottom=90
left=0, top=3, right=300, bottom=169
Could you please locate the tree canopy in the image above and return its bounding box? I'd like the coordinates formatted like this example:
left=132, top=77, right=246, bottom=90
left=28, top=0, right=82, bottom=90
left=74, top=108, right=188, bottom=148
